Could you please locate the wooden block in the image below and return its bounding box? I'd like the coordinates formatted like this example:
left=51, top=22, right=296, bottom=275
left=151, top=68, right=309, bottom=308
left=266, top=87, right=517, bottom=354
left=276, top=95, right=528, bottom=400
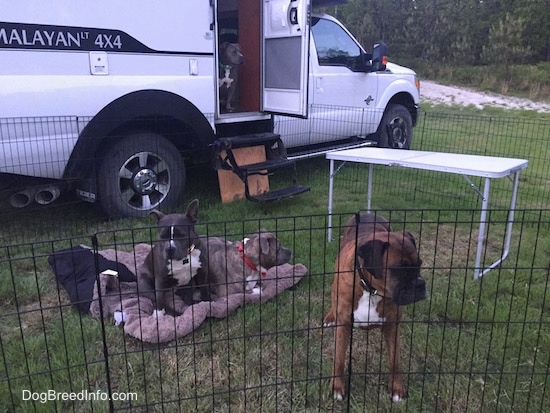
left=217, top=146, right=269, bottom=203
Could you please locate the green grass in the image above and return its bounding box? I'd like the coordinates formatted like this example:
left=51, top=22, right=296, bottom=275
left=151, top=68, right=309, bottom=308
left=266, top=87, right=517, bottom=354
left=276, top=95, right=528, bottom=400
left=1, top=108, right=549, bottom=412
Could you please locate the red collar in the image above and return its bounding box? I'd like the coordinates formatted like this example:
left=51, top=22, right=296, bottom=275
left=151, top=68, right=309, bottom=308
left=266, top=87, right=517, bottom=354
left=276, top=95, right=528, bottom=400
left=238, top=242, right=267, bottom=277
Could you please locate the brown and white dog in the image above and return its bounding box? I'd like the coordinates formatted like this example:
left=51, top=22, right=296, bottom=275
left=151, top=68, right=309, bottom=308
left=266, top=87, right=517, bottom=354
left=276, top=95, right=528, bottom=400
left=200, top=230, right=291, bottom=297
left=323, top=213, right=427, bottom=402
left=137, top=199, right=209, bottom=317
left=218, top=41, right=243, bottom=112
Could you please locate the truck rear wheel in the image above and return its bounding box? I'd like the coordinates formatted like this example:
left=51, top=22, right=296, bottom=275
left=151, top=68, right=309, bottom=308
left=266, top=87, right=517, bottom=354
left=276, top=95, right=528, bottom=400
left=97, top=132, right=186, bottom=218
left=377, top=104, right=413, bottom=149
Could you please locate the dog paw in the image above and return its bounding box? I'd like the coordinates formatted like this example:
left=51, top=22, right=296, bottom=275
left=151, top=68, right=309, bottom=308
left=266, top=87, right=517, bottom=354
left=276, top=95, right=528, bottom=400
left=332, top=378, right=346, bottom=401
left=113, top=311, right=127, bottom=326
left=323, top=310, right=335, bottom=327
left=252, top=287, right=261, bottom=295
left=388, top=383, right=406, bottom=403
left=152, top=308, right=166, bottom=318
left=392, top=394, right=403, bottom=403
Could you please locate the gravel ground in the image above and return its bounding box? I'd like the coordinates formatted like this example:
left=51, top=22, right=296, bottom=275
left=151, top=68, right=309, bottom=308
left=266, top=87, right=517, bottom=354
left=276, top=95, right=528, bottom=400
left=420, top=80, right=550, bottom=113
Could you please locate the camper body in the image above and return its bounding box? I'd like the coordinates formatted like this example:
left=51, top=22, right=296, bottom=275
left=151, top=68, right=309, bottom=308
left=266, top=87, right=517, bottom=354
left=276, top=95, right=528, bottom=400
left=0, top=0, right=419, bottom=217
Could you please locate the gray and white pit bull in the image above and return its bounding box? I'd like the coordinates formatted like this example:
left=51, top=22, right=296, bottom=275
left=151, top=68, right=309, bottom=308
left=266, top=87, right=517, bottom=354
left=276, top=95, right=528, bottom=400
left=137, top=199, right=210, bottom=317
left=218, top=41, right=243, bottom=112
left=200, top=230, right=292, bottom=297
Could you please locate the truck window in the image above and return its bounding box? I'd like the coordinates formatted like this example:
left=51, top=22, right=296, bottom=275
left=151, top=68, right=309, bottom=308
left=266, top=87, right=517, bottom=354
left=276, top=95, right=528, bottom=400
left=311, top=17, right=363, bottom=71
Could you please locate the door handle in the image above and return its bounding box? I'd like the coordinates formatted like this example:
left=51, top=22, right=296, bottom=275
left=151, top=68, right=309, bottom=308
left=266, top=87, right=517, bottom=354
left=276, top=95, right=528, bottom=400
left=316, top=77, right=323, bottom=92
left=290, top=7, right=298, bottom=25
left=209, top=0, right=215, bottom=30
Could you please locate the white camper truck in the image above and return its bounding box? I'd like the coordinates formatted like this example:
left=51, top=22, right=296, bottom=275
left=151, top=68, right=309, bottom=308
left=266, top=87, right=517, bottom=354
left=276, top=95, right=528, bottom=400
left=0, top=0, right=420, bottom=218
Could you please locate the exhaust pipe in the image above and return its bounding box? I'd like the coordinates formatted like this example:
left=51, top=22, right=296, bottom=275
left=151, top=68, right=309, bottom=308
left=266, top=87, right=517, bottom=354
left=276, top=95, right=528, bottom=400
left=10, top=188, right=36, bottom=208
left=34, top=185, right=61, bottom=205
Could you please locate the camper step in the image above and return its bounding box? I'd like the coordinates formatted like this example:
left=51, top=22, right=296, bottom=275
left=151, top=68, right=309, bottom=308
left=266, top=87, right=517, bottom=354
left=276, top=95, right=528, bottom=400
left=218, top=133, right=281, bottom=150
left=246, top=185, right=310, bottom=202
left=239, top=158, right=296, bottom=175
left=213, top=132, right=310, bottom=203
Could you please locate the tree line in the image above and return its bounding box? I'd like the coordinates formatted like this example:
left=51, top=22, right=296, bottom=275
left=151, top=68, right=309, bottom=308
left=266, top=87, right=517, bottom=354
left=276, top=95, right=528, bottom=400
left=328, top=0, right=550, bottom=66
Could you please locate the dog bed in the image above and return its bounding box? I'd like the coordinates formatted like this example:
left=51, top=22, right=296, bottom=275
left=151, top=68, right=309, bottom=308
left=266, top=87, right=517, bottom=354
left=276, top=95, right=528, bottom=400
left=49, top=244, right=307, bottom=343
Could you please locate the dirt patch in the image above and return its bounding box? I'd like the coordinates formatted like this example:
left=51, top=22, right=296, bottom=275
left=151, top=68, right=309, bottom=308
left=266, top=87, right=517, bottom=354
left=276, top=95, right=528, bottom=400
left=421, top=80, right=550, bottom=113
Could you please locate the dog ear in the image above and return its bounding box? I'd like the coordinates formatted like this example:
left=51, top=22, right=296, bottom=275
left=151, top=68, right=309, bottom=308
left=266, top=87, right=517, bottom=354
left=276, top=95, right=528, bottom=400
left=185, top=199, right=199, bottom=223
left=357, top=239, right=390, bottom=279
left=149, top=209, right=164, bottom=222
left=402, top=231, right=417, bottom=248
left=259, top=233, right=271, bottom=255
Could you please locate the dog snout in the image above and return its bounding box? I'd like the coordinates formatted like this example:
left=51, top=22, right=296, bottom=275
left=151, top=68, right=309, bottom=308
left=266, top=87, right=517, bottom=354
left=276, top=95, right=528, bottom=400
left=415, top=276, right=426, bottom=289
left=277, top=247, right=292, bottom=265
left=394, top=275, right=427, bottom=305
left=165, top=239, right=187, bottom=260
left=414, top=276, right=428, bottom=300
left=165, top=241, right=177, bottom=259
left=233, top=47, right=244, bottom=64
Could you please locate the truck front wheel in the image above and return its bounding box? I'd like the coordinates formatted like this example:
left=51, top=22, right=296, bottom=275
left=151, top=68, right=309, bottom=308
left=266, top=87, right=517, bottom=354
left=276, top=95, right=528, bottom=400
left=97, top=132, right=186, bottom=218
left=377, top=104, right=413, bottom=149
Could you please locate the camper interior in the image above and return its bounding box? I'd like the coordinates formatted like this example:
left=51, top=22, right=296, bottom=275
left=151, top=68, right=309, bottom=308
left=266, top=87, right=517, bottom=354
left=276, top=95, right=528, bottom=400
left=217, top=0, right=261, bottom=114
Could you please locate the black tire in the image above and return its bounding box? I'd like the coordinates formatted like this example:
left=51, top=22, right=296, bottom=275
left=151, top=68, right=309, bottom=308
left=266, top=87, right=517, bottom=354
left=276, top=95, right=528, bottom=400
left=377, top=104, right=413, bottom=149
left=97, top=132, right=186, bottom=218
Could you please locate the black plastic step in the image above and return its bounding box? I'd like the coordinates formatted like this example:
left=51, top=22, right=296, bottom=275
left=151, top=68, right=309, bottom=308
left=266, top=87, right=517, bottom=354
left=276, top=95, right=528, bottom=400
left=220, top=132, right=281, bottom=149
left=239, top=158, right=296, bottom=175
left=246, top=185, right=310, bottom=202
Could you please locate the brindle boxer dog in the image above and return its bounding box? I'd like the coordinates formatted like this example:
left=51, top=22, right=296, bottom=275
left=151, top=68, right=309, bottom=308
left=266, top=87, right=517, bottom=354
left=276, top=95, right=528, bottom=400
left=323, top=212, right=427, bottom=402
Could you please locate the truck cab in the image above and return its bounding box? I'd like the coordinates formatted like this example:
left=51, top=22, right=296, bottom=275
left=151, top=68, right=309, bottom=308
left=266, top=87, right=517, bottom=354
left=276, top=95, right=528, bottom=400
left=276, top=12, right=419, bottom=153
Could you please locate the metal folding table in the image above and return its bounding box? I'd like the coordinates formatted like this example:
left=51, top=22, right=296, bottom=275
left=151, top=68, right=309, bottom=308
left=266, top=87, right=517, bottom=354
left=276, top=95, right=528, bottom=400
left=326, top=148, right=528, bottom=279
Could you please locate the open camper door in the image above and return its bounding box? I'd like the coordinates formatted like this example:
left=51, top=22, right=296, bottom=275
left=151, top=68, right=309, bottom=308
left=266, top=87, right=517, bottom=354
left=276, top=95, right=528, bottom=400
left=262, top=0, right=310, bottom=117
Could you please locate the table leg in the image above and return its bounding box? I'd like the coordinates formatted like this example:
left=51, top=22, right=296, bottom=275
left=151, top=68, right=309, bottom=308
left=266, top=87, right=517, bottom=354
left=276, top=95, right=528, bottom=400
left=367, top=163, right=373, bottom=212
left=328, top=159, right=335, bottom=241
left=479, top=171, right=521, bottom=278
left=474, top=178, right=491, bottom=280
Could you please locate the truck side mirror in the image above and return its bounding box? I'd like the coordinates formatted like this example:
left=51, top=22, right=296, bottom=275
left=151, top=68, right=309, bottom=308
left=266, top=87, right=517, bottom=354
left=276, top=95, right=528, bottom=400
left=372, top=42, right=388, bottom=71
